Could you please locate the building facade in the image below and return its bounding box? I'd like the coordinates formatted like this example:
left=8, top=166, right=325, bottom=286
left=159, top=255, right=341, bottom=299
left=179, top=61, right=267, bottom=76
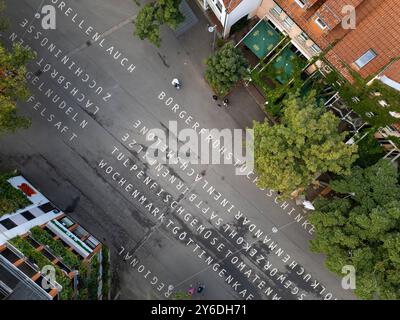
left=261, top=0, right=400, bottom=87
left=0, top=176, right=102, bottom=300
left=197, top=0, right=262, bottom=37
left=200, top=0, right=400, bottom=90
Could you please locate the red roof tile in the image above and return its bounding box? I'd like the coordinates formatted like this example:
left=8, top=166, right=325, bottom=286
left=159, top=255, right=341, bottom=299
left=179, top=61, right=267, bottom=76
left=383, top=60, right=400, bottom=83
left=275, top=0, right=400, bottom=82
left=223, top=0, right=243, bottom=13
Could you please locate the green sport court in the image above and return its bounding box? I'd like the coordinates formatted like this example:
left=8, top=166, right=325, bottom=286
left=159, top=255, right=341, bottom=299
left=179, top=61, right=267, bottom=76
left=243, top=20, right=282, bottom=59
left=273, top=46, right=307, bottom=84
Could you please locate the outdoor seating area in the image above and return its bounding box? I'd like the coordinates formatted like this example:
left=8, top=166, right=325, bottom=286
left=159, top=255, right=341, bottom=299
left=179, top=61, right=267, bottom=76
left=272, top=46, right=306, bottom=84
left=242, top=20, right=282, bottom=59
left=231, top=17, right=312, bottom=113
left=250, top=43, right=308, bottom=96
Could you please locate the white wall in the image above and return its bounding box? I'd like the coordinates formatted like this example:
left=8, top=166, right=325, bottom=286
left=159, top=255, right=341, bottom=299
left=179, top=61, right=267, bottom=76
left=224, top=0, right=262, bottom=37
left=206, top=0, right=226, bottom=23
left=0, top=176, right=63, bottom=245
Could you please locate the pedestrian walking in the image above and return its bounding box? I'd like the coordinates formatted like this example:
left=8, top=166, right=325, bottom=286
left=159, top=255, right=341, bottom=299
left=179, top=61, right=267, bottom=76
left=188, top=285, right=195, bottom=296
left=223, top=98, right=229, bottom=107
left=197, top=283, right=205, bottom=293
left=172, top=78, right=181, bottom=89
left=212, top=95, right=218, bottom=101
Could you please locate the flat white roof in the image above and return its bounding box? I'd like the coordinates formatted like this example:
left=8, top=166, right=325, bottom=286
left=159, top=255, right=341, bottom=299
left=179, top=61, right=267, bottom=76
left=7, top=176, right=48, bottom=207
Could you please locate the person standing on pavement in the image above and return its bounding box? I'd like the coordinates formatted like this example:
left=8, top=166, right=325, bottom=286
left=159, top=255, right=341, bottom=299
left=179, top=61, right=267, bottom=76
left=197, top=283, right=205, bottom=294
left=188, top=285, right=195, bottom=296
left=212, top=95, right=222, bottom=107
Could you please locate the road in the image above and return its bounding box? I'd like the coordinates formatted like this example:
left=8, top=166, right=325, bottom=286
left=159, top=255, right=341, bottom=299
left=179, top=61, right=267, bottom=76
left=0, top=0, right=355, bottom=300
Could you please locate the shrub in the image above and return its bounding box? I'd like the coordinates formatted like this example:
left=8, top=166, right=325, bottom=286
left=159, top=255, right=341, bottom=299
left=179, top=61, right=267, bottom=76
left=10, top=236, right=74, bottom=300
left=205, top=41, right=248, bottom=96
left=30, top=226, right=80, bottom=268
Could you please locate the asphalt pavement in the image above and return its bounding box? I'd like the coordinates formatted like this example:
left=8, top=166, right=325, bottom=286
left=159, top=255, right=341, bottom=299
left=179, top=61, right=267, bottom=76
left=0, top=0, right=355, bottom=300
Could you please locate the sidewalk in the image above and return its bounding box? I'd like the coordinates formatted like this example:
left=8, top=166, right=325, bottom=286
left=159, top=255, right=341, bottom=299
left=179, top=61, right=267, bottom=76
left=176, top=1, right=267, bottom=129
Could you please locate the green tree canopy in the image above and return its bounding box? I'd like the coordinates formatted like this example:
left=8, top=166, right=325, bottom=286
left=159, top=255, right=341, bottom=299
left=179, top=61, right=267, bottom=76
left=310, top=159, right=400, bottom=299
left=253, top=91, right=358, bottom=198
left=0, top=43, right=35, bottom=134
left=205, top=41, right=248, bottom=96
left=134, top=0, right=184, bottom=47
left=156, top=0, right=185, bottom=29
left=354, top=131, right=385, bottom=168
left=134, top=4, right=161, bottom=47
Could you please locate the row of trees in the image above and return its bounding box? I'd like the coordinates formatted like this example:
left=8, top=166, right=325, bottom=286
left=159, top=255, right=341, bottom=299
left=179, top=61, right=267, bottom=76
left=250, top=79, right=400, bottom=299
left=250, top=75, right=400, bottom=299
left=310, top=159, right=400, bottom=299
left=252, top=91, right=400, bottom=299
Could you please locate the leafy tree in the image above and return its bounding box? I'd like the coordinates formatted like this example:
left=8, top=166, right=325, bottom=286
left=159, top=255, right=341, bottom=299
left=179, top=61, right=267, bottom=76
left=134, top=4, right=161, bottom=47
left=156, top=0, right=185, bottom=29
left=205, top=41, right=248, bottom=96
left=354, top=131, right=385, bottom=168
left=310, top=159, right=400, bottom=299
left=134, top=0, right=184, bottom=47
left=0, top=43, right=34, bottom=134
left=253, top=91, right=358, bottom=198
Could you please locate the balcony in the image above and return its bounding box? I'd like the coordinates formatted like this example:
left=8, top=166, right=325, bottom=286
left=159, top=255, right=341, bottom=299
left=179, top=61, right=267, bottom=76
left=267, top=6, right=321, bottom=59
left=47, top=220, right=93, bottom=258
left=375, top=130, right=400, bottom=163
left=0, top=247, right=20, bottom=264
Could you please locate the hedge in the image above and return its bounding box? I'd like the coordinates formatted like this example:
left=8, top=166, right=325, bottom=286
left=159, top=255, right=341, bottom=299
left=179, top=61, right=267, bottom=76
left=30, top=226, right=80, bottom=268
left=10, top=236, right=74, bottom=300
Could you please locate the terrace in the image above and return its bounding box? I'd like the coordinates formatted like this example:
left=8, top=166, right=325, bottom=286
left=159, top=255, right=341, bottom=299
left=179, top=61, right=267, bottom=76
left=4, top=232, right=106, bottom=300
left=248, top=42, right=309, bottom=116
left=243, top=20, right=283, bottom=60
left=231, top=14, right=318, bottom=117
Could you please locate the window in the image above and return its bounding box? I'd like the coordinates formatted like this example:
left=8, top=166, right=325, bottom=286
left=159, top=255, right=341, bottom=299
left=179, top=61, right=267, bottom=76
left=311, top=44, right=322, bottom=54
left=299, top=31, right=309, bottom=41
left=73, top=226, right=89, bottom=239
left=315, top=17, right=328, bottom=30
left=0, top=219, right=17, bottom=230
left=21, top=211, right=36, bottom=221
left=38, top=202, right=57, bottom=213
left=214, top=0, right=223, bottom=12
left=272, top=4, right=283, bottom=15
left=84, top=238, right=98, bottom=249
left=60, top=217, right=74, bottom=228
left=283, top=16, right=294, bottom=29
left=355, top=49, right=377, bottom=68
left=295, top=0, right=307, bottom=8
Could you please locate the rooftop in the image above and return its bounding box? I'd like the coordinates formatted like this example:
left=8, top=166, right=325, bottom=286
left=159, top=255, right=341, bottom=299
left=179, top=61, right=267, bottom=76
left=223, top=0, right=243, bottom=13
left=0, top=256, right=50, bottom=300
